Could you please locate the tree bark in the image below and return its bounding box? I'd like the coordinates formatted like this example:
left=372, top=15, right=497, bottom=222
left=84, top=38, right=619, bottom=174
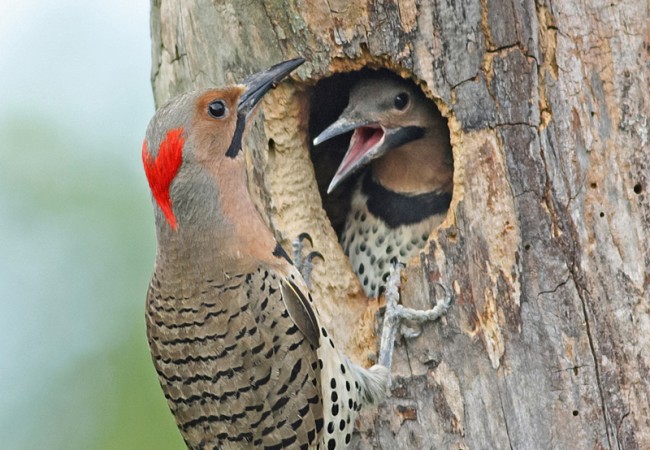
left=150, top=0, right=649, bottom=448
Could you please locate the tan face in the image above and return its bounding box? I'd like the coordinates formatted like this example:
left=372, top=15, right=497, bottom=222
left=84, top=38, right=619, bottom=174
left=189, top=87, right=245, bottom=166
left=142, top=86, right=247, bottom=231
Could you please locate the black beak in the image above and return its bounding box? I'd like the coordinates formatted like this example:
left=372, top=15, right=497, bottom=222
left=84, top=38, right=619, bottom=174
left=238, top=57, right=305, bottom=116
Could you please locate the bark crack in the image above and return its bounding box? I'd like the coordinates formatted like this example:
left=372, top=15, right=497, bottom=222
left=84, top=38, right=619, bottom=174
left=496, top=122, right=537, bottom=128
left=450, top=74, right=481, bottom=91
left=322, top=0, right=338, bottom=22
left=537, top=130, right=612, bottom=447
left=403, top=337, right=416, bottom=379
left=259, top=2, right=283, bottom=48
left=152, top=41, right=163, bottom=86
left=485, top=43, right=522, bottom=55
left=537, top=274, right=571, bottom=296
left=616, top=391, right=632, bottom=447
left=553, top=363, right=590, bottom=374
left=168, top=49, right=187, bottom=64
left=496, top=370, right=515, bottom=450
left=576, top=279, right=612, bottom=449
left=565, top=174, right=586, bottom=210
left=514, top=188, right=536, bottom=198
left=563, top=174, right=613, bottom=448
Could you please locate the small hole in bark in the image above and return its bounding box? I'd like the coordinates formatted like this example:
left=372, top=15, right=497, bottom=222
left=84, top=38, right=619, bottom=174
left=524, top=244, right=531, bottom=251
left=590, top=182, right=597, bottom=189
left=599, top=212, right=605, bottom=218
left=268, top=138, right=276, bottom=152
left=308, top=67, right=453, bottom=296
left=633, top=183, right=642, bottom=194
left=572, top=410, right=579, bottom=416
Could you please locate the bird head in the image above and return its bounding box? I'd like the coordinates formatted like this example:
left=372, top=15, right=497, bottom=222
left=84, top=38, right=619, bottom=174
left=142, top=58, right=304, bottom=233
left=313, top=73, right=440, bottom=193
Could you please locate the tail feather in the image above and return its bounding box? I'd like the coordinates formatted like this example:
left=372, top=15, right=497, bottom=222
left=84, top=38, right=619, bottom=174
left=347, top=360, right=388, bottom=404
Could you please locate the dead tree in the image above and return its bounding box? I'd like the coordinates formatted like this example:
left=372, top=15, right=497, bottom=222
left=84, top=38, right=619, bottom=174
left=150, top=0, right=649, bottom=448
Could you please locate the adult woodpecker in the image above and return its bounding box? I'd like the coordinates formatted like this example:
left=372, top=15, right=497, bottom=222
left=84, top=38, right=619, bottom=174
left=142, top=58, right=391, bottom=450
left=314, top=73, right=453, bottom=298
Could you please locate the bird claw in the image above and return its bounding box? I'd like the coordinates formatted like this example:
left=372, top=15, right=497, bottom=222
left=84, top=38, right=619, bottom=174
left=292, top=233, right=323, bottom=289
left=292, top=232, right=313, bottom=268
left=378, top=262, right=452, bottom=381
left=399, top=324, right=422, bottom=340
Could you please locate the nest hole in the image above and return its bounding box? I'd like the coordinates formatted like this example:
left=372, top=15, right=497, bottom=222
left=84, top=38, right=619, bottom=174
left=306, top=67, right=454, bottom=249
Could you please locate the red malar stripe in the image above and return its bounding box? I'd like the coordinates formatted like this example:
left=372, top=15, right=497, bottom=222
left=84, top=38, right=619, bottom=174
left=142, top=128, right=184, bottom=230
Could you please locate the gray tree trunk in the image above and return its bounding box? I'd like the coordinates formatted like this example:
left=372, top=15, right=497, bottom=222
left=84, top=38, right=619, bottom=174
left=150, top=0, right=650, bottom=448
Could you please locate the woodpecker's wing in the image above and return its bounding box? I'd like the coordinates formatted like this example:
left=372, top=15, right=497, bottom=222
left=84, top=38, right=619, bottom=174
left=279, top=276, right=320, bottom=347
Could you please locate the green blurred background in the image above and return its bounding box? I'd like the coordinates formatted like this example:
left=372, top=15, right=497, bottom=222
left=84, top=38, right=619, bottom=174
left=1, top=1, right=183, bottom=448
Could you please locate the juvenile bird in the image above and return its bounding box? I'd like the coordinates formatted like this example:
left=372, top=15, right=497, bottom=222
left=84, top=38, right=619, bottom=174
left=314, top=73, right=453, bottom=298
left=142, top=58, right=388, bottom=450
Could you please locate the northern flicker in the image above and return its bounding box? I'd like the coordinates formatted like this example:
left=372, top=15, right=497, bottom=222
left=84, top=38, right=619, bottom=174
left=313, top=73, right=453, bottom=298
left=142, top=58, right=391, bottom=449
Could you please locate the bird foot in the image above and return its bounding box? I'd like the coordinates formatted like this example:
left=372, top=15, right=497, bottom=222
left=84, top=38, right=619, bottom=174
left=292, top=233, right=323, bottom=289
left=377, top=262, right=452, bottom=378
left=399, top=324, right=423, bottom=340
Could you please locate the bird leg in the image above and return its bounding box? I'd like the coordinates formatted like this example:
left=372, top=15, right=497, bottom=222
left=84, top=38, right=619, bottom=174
left=292, top=233, right=323, bottom=289
left=378, top=262, right=452, bottom=379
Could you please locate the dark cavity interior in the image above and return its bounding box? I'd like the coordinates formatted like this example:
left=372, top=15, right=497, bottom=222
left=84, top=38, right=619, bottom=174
left=308, top=70, right=364, bottom=235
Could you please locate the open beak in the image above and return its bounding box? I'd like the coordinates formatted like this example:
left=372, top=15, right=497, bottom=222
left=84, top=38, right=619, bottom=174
left=313, top=118, right=388, bottom=193
left=238, top=57, right=304, bottom=116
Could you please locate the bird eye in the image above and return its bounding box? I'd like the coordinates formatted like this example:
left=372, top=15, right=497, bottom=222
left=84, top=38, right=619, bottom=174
left=394, top=93, right=409, bottom=110
left=208, top=100, right=227, bottom=119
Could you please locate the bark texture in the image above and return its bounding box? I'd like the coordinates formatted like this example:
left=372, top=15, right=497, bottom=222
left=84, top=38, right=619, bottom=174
left=150, top=0, right=649, bottom=448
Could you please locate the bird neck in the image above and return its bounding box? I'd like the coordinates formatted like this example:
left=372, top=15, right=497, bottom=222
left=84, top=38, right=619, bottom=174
left=359, top=172, right=452, bottom=228
left=154, top=164, right=279, bottom=285
left=370, top=128, right=453, bottom=195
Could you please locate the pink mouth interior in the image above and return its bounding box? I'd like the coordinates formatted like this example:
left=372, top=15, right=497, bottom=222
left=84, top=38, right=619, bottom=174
left=337, top=126, right=384, bottom=175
